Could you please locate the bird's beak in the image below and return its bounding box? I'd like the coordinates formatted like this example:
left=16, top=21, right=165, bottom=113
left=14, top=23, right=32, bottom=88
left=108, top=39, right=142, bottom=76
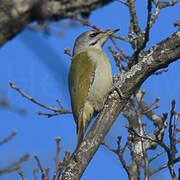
left=98, top=29, right=120, bottom=47
left=104, top=29, right=120, bottom=36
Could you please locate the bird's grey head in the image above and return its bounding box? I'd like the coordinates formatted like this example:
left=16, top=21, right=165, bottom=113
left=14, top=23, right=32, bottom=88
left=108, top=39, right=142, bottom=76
left=73, top=30, right=119, bottom=56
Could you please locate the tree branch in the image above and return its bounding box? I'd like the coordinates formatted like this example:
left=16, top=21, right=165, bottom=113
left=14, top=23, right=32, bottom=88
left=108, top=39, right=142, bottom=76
left=9, top=81, right=72, bottom=117
left=0, top=0, right=113, bottom=46
left=59, top=29, right=180, bottom=180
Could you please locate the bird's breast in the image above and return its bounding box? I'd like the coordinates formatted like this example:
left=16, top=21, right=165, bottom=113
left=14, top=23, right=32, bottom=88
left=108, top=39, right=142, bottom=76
left=86, top=48, right=113, bottom=111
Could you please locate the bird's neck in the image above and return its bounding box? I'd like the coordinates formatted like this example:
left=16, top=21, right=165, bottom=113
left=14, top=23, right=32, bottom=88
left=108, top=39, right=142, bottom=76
left=73, top=46, right=102, bottom=56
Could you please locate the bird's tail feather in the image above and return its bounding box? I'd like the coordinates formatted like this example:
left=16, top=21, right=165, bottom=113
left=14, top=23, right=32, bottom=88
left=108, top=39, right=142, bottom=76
left=77, top=101, right=94, bottom=147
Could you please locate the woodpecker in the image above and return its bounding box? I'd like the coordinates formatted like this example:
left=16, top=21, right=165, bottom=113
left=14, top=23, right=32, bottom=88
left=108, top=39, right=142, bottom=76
left=68, top=29, right=119, bottom=146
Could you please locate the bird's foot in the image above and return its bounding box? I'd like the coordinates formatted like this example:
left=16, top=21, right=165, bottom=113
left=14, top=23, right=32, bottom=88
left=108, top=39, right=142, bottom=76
left=109, top=85, right=126, bottom=100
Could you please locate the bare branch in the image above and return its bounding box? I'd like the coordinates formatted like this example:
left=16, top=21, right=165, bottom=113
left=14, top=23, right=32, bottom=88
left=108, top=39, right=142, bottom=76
left=112, top=34, right=130, bottom=42
left=150, top=163, right=167, bottom=176
left=18, top=170, right=26, bottom=180
left=153, top=68, right=168, bottom=75
left=45, top=168, right=50, bottom=180
left=0, top=95, right=26, bottom=115
left=174, top=20, right=180, bottom=27
left=149, top=6, right=161, bottom=28
left=0, top=130, right=17, bottom=146
left=0, top=0, right=114, bottom=46
left=117, top=0, right=129, bottom=6
left=132, top=0, right=152, bottom=61
left=150, top=0, right=178, bottom=28
left=55, top=137, right=61, bottom=173
left=149, top=137, right=180, bottom=163
left=0, top=153, right=30, bottom=175
left=157, top=0, right=178, bottom=9
left=34, top=154, right=47, bottom=179
left=110, top=37, right=129, bottom=62
left=137, top=110, right=149, bottom=179
left=102, top=137, right=131, bottom=178
left=9, top=81, right=72, bottom=117
left=169, top=100, right=176, bottom=154
left=173, top=112, right=179, bottom=140
left=73, top=16, right=102, bottom=31
left=150, top=157, right=180, bottom=176
left=33, top=168, right=39, bottom=180
left=108, top=45, right=126, bottom=72
left=64, top=48, right=72, bottom=60
left=74, top=16, right=130, bottom=43
left=128, top=0, right=141, bottom=36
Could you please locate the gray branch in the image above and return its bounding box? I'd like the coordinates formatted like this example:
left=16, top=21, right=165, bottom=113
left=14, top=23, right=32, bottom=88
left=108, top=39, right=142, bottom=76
left=59, top=29, right=180, bottom=180
left=0, top=0, right=113, bottom=46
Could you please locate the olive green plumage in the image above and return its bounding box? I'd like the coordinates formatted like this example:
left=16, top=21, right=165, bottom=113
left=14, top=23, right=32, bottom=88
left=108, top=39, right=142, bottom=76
left=69, top=50, right=95, bottom=134
left=68, top=29, right=119, bottom=146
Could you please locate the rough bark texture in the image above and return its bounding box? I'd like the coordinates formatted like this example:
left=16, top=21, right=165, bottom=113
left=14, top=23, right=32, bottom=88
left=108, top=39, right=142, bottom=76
left=0, top=0, right=113, bottom=46
left=59, top=29, right=180, bottom=180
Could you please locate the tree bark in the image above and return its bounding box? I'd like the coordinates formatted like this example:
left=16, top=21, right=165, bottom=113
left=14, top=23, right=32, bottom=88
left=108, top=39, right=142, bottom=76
left=59, top=29, right=180, bottom=180
left=0, top=0, right=113, bottom=46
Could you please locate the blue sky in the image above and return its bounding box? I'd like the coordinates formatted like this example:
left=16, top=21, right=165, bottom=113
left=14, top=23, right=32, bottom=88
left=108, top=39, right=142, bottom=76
left=0, top=1, right=180, bottom=179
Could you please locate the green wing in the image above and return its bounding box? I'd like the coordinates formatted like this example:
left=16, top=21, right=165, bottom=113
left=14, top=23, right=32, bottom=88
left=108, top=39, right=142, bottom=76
left=68, top=51, right=95, bottom=127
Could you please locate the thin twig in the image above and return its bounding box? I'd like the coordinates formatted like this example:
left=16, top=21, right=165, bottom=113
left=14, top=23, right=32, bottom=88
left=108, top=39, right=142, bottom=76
left=149, top=6, right=160, bottom=28
left=110, top=37, right=129, bottom=62
left=150, top=156, right=180, bottom=176
left=73, top=16, right=102, bottom=31
left=128, top=0, right=141, bottom=36
left=113, top=34, right=130, bottom=42
left=138, top=111, right=149, bottom=179
left=0, top=130, right=17, bottom=145
left=173, top=112, right=179, bottom=140
left=0, top=153, right=30, bottom=175
left=9, top=81, right=72, bottom=118
left=132, top=0, right=152, bottom=60
left=143, top=104, right=159, bottom=114
left=150, top=0, right=178, bottom=28
left=63, top=151, right=70, bottom=162
left=169, top=100, right=176, bottom=154
left=45, top=168, right=50, bottom=180
left=0, top=95, right=26, bottom=115
left=137, top=90, right=146, bottom=104
left=154, top=68, right=168, bottom=75
left=157, top=0, right=178, bottom=9
left=64, top=48, right=72, bottom=60
left=132, top=97, right=149, bottom=179
left=149, top=97, right=160, bottom=108
left=102, top=141, right=116, bottom=153
left=117, top=0, right=129, bottom=6
left=74, top=16, right=129, bottom=43
left=34, top=154, right=46, bottom=179
left=149, top=137, right=180, bottom=163
left=128, top=127, right=169, bottom=152
left=9, top=153, right=30, bottom=169
left=108, top=45, right=125, bottom=72
left=55, top=137, right=61, bottom=172
left=167, top=100, right=178, bottom=179
left=102, top=138, right=131, bottom=178
left=144, top=0, right=152, bottom=44
left=150, top=163, right=167, bottom=176
left=18, top=170, right=26, bottom=180
left=174, top=20, right=180, bottom=27
left=33, top=168, right=39, bottom=180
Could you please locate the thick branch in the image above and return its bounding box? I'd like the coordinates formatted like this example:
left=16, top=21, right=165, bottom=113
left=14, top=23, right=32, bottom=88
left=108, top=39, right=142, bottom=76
left=59, top=29, right=180, bottom=180
left=0, top=0, right=113, bottom=46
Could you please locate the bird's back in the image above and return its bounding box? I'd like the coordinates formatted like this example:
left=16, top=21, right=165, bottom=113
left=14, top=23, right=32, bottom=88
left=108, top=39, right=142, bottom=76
left=68, top=50, right=95, bottom=124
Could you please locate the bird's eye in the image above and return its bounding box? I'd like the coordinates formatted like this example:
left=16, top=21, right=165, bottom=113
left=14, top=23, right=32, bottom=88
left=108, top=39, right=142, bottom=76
left=89, top=32, right=100, bottom=38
